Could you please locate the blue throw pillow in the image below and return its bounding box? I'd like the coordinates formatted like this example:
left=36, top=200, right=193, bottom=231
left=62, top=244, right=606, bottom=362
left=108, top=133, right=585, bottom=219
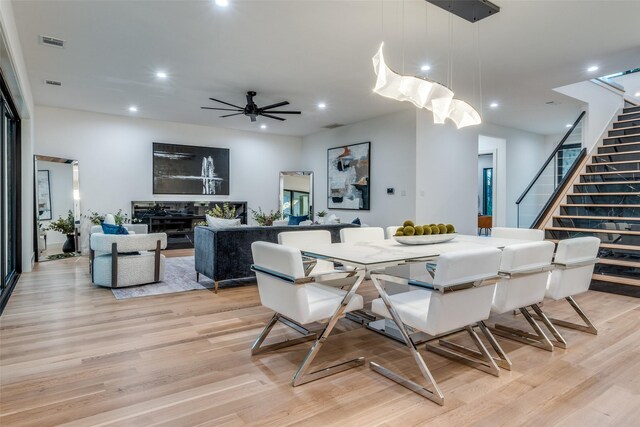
left=352, top=217, right=361, bottom=225
left=288, top=215, right=309, bottom=226
left=101, top=223, right=129, bottom=235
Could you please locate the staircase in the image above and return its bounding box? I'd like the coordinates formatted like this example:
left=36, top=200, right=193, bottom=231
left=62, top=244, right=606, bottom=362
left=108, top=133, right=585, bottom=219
left=544, top=104, right=640, bottom=290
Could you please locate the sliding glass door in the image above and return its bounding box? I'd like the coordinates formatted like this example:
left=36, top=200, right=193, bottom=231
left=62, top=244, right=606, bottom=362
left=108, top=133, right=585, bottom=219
left=0, top=76, right=20, bottom=310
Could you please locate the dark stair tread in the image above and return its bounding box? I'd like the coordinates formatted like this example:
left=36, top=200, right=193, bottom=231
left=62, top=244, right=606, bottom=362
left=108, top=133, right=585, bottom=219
left=574, top=181, right=640, bottom=186
left=560, top=203, right=640, bottom=207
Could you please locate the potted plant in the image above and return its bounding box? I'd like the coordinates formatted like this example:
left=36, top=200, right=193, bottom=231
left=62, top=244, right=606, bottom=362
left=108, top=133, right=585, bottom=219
left=250, top=207, right=282, bottom=226
left=316, top=210, right=327, bottom=224
left=206, top=203, right=237, bottom=220
left=47, top=210, right=76, bottom=253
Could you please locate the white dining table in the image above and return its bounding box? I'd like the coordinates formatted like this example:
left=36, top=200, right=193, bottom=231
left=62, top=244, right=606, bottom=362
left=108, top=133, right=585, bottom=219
left=300, top=234, right=526, bottom=342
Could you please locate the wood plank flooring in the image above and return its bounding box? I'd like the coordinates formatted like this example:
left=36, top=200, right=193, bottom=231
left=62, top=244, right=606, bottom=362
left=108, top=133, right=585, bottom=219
left=1, top=256, right=639, bottom=426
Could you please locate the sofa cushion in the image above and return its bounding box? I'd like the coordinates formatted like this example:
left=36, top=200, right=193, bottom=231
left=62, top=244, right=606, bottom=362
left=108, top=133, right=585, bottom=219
left=288, top=215, right=309, bottom=225
left=102, top=223, right=129, bottom=235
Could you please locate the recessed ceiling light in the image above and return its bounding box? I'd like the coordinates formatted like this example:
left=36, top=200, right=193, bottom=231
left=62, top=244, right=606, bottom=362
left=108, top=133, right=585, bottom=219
left=489, top=102, right=499, bottom=108
left=421, top=64, right=431, bottom=72
left=566, top=124, right=573, bottom=128
left=215, top=0, right=229, bottom=6
left=318, top=102, right=327, bottom=109
left=156, top=71, right=168, bottom=79
left=128, top=106, right=138, bottom=113
left=260, top=124, right=267, bottom=129
left=587, top=65, right=599, bottom=72
left=635, top=92, right=640, bottom=97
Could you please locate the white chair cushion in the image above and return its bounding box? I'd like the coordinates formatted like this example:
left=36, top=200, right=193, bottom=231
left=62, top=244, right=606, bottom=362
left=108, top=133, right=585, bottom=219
left=340, top=227, right=384, bottom=243
left=252, top=241, right=306, bottom=280
left=492, top=241, right=554, bottom=314
left=491, top=227, right=544, bottom=241
left=278, top=230, right=335, bottom=275
left=433, top=247, right=502, bottom=287
left=386, top=226, right=401, bottom=239
left=546, top=237, right=600, bottom=300
left=305, top=283, right=364, bottom=324
left=90, top=233, right=167, bottom=253
left=372, top=284, right=497, bottom=336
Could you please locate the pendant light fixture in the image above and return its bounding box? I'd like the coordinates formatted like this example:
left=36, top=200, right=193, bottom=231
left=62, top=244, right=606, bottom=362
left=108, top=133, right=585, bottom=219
left=372, top=2, right=482, bottom=129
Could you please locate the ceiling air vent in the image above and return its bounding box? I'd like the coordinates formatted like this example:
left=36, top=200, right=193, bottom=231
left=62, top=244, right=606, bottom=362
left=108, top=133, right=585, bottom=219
left=323, top=123, right=344, bottom=129
left=39, top=35, right=65, bottom=48
left=44, top=79, right=62, bottom=86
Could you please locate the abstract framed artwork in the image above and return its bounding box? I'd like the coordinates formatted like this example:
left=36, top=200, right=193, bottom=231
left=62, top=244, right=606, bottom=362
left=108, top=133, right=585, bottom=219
left=153, top=142, right=230, bottom=195
left=37, top=170, right=52, bottom=220
left=327, top=142, right=370, bottom=210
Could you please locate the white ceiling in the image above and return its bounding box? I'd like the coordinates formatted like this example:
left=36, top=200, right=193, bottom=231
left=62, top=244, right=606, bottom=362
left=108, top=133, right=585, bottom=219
left=12, top=0, right=640, bottom=137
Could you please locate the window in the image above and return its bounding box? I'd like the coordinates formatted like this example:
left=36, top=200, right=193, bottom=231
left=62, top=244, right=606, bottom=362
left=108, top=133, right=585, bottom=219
left=482, top=167, right=493, bottom=216
left=0, top=73, right=21, bottom=313
left=556, top=143, right=581, bottom=185
left=282, top=190, right=310, bottom=218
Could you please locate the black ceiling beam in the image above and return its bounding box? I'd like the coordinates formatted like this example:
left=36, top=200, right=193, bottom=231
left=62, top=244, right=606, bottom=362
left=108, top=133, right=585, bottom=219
left=426, top=0, right=500, bottom=23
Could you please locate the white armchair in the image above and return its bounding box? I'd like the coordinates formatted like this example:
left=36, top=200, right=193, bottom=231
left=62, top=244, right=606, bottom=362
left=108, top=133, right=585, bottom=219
left=90, top=233, right=167, bottom=288
left=488, top=241, right=561, bottom=351
left=369, top=247, right=504, bottom=405
left=491, top=227, right=544, bottom=241
left=542, top=237, right=601, bottom=336
left=250, top=241, right=365, bottom=386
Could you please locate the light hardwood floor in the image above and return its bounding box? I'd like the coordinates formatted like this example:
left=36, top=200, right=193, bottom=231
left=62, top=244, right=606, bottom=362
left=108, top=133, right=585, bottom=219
left=1, top=256, right=639, bottom=426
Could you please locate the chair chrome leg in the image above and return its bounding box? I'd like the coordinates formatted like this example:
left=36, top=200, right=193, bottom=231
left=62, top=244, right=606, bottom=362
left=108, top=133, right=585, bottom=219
left=534, top=296, right=598, bottom=335
left=529, top=304, right=567, bottom=349
left=490, top=307, right=554, bottom=352
left=251, top=313, right=317, bottom=356
left=291, top=270, right=367, bottom=387
left=426, top=325, right=501, bottom=377
left=478, top=321, right=512, bottom=371
left=368, top=275, right=445, bottom=405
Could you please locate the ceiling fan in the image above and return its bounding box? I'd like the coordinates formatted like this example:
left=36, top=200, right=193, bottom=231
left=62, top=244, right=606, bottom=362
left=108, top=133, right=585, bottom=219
left=201, top=91, right=301, bottom=122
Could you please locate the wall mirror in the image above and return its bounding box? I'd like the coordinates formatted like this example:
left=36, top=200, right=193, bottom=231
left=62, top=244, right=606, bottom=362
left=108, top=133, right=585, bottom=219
left=34, top=155, right=80, bottom=261
left=279, top=171, right=313, bottom=220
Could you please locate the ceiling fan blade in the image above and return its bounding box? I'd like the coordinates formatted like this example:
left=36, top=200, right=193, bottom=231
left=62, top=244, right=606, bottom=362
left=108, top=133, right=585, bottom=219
left=219, top=113, right=244, bottom=118
left=260, top=110, right=301, bottom=114
left=250, top=115, right=257, bottom=122
left=208, top=97, right=244, bottom=109
left=260, top=101, right=289, bottom=111
left=201, top=107, right=243, bottom=112
left=260, top=113, right=286, bottom=121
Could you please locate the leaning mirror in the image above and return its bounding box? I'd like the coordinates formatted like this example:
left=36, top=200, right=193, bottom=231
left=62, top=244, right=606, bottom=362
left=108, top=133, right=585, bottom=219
left=279, top=171, right=313, bottom=222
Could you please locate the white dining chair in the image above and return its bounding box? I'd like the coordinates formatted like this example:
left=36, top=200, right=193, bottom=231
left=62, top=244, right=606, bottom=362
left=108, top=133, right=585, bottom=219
left=385, top=226, right=401, bottom=239
left=540, top=237, right=600, bottom=336
left=250, top=241, right=365, bottom=386
left=278, top=230, right=335, bottom=275
left=488, top=241, right=562, bottom=351
left=369, top=247, right=504, bottom=405
left=340, top=226, right=385, bottom=243
left=491, top=227, right=544, bottom=241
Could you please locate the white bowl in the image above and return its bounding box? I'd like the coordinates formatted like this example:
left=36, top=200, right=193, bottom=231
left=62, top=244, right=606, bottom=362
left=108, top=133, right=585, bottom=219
left=393, top=233, right=457, bottom=245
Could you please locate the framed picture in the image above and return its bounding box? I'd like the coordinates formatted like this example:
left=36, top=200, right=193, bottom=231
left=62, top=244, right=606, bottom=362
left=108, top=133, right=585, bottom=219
left=327, top=142, right=370, bottom=210
left=37, top=170, right=52, bottom=220
left=153, top=142, right=230, bottom=195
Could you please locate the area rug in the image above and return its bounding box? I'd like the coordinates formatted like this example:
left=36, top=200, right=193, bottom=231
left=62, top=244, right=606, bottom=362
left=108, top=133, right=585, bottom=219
left=111, top=256, right=215, bottom=300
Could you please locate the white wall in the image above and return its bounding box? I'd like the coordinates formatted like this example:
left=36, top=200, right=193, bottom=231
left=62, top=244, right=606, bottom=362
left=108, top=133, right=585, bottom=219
left=34, top=106, right=303, bottom=236
left=38, top=161, right=74, bottom=244
left=477, top=123, right=548, bottom=227
left=555, top=80, right=623, bottom=150
left=478, top=135, right=506, bottom=227
left=302, top=109, right=416, bottom=227
left=0, top=0, right=36, bottom=271
left=415, top=110, right=479, bottom=235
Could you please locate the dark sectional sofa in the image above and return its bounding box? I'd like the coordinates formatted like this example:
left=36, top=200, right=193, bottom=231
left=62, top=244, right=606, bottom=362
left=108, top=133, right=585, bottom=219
left=194, top=223, right=358, bottom=291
